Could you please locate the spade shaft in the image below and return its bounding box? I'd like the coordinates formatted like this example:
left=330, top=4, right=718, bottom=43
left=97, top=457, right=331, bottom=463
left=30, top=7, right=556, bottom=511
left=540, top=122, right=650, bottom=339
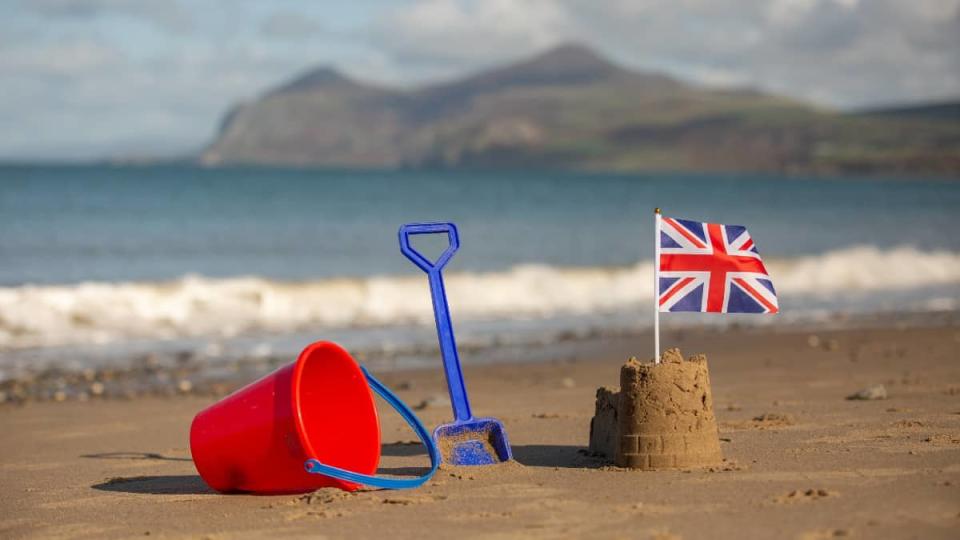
left=425, top=267, right=473, bottom=421
left=398, top=222, right=472, bottom=421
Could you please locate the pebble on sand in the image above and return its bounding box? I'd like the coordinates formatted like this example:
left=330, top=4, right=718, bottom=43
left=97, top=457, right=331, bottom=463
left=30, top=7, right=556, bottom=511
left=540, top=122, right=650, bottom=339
left=847, top=384, right=888, bottom=401
left=414, top=394, right=451, bottom=410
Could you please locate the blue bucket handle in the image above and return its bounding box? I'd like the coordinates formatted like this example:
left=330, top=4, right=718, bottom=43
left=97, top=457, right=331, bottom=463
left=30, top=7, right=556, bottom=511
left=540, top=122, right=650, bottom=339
left=304, top=366, right=439, bottom=490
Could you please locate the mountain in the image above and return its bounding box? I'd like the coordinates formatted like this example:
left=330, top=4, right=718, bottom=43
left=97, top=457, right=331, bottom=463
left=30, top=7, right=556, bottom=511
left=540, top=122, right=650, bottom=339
left=201, top=44, right=960, bottom=175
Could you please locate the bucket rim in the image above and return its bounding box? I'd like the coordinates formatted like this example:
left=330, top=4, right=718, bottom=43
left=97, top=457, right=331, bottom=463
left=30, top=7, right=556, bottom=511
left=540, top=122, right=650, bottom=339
left=289, top=341, right=381, bottom=487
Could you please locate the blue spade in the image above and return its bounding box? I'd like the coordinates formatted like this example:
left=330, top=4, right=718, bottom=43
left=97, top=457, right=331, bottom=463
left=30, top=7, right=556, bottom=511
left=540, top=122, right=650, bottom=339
left=398, top=222, right=512, bottom=465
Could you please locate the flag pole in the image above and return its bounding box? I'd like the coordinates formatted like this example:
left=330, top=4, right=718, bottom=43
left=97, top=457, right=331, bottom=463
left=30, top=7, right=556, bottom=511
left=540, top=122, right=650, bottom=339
left=654, top=207, right=661, bottom=364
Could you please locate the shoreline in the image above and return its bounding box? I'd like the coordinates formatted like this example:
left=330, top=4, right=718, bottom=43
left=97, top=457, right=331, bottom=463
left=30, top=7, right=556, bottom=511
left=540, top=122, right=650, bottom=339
left=2, top=322, right=959, bottom=538
left=2, top=310, right=958, bottom=406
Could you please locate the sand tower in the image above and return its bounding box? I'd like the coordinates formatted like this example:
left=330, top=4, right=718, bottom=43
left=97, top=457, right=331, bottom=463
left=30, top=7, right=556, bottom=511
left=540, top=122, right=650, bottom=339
left=589, top=348, right=722, bottom=469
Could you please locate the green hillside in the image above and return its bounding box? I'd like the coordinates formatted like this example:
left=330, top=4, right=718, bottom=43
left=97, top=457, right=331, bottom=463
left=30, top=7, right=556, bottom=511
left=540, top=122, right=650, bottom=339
left=201, top=44, right=960, bottom=176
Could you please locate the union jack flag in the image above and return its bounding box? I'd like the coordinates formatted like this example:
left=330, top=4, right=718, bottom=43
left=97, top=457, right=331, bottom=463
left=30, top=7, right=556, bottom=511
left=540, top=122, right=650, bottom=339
left=658, top=216, right=779, bottom=314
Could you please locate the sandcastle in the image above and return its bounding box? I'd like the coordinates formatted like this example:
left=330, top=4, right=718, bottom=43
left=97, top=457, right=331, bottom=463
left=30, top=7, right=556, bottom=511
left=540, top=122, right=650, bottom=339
left=589, top=348, right=722, bottom=469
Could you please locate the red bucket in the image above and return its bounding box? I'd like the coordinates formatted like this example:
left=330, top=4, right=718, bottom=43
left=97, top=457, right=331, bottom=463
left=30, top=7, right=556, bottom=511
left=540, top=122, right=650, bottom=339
left=190, top=341, right=381, bottom=494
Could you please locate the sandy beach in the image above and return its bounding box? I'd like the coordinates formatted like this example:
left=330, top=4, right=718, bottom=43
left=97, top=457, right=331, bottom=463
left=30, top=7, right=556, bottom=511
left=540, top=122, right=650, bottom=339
left=2, top=322, right=959, bottom=539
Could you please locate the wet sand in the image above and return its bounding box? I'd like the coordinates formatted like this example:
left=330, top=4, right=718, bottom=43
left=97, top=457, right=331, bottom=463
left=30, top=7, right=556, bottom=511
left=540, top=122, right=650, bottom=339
left=2, top=324, right=959, bottom=539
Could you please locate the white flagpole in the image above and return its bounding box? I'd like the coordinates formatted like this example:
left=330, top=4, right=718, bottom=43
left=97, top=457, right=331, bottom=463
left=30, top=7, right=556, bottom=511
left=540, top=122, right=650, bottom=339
left=654, top=207, right=661, bottom=364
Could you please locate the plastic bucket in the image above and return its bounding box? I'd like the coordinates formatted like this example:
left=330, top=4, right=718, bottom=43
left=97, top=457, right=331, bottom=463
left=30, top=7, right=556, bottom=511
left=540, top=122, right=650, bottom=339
left=190, top=341, right=381, bottom=494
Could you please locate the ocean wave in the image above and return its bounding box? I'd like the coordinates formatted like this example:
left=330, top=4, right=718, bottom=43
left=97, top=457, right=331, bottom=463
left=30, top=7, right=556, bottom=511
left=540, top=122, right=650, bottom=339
left=1, top=245, right=958, bottom=349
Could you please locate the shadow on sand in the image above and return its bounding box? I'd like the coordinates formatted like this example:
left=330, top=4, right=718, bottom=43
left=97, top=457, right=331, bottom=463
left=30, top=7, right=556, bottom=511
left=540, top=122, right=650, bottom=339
left=380, top=442, right=428, bottom=457
left=92, top=475, right=214, bottom=495
left=86, top=446, right=432, bottom=494
left=385, top=442, right=606, bottom=469
left=88, top=444, right=588, bottom=494
left=511, top=444, right=606, bottom=469
left=81, top=451, right=192, bottom=462
left=86, top=451, right=206, bottom=495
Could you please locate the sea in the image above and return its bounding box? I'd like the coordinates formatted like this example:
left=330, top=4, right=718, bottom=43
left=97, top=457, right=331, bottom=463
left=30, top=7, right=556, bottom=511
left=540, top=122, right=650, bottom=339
left=1, top=164, right=958, bottom=373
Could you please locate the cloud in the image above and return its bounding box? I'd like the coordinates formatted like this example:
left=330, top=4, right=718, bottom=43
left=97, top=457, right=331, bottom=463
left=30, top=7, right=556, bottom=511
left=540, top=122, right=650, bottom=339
left=372, top=0, right=960, bottom=107
left=260, top=11, right=325, bottom=39
left=1, top=0, right=957, bottom=160
left=0, top=38, right=122, bottom=78
left=23, top=0, right=192, bottom=33
left=0, top=36, right=304, bottom=160
left=373, top=0, right=575, bottom=75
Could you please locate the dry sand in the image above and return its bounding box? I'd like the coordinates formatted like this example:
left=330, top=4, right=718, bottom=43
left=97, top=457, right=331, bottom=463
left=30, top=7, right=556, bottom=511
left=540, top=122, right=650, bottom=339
left=2, top=324, right=960, bottom=539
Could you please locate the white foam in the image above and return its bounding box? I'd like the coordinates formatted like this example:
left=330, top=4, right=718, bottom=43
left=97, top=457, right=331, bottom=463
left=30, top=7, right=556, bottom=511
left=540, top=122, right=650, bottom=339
left=0, top=245, right=957, bottom=349
left=767, top=245, right=960, bottom=295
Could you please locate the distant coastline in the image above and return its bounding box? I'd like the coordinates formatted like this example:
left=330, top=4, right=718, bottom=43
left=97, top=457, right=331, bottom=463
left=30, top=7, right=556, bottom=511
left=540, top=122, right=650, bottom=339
left=1, top=160, right=958, bottom=182
left=194, top=43, right=959, bottom=176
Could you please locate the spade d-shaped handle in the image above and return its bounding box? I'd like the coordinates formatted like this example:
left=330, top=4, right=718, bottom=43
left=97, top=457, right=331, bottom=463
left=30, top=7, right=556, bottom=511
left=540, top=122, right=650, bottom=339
left=398, top=222, right=459, bottom=272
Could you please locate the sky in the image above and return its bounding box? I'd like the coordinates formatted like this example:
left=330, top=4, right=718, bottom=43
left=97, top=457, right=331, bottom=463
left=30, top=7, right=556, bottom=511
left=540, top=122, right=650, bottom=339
left=1, top=0, right=958, bottom=161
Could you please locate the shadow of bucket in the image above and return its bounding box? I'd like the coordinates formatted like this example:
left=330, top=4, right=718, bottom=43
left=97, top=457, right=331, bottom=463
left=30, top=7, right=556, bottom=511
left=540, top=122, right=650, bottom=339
left=190, top=341, right=386, bottom=494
